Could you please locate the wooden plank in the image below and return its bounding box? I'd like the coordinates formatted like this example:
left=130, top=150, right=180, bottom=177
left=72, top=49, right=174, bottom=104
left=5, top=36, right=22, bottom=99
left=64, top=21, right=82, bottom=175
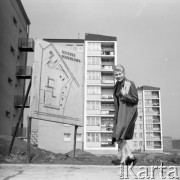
left=27, top=117, right=32, bottom=163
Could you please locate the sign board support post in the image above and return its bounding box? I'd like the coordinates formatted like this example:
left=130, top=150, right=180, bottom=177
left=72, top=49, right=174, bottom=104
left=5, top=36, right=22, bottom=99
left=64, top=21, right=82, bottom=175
left=73, top=125, right=78, bottom=158
left=27, top=116, right=32, bottom=163
left=8, top=79, right=32, bottom=156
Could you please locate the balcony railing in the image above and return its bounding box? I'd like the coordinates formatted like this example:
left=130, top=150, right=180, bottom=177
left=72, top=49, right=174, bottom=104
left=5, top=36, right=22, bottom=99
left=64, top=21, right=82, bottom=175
left=101, top=95, right=113, bottom=99
left=16, top=66, right=32, bottom=79
left=101, top=65, right=113, bottom=71
left=14, top=95, right=30, bottom=108
left=145, top=103, right=160, bottom=107
left=18, top=38, right=34, bottom=52
left=101, top=79, right=114, bottom=84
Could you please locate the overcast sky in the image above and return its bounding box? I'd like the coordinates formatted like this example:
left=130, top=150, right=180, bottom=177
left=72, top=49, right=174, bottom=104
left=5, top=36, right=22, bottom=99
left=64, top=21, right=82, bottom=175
left=22, top=0, right=180, bottom=139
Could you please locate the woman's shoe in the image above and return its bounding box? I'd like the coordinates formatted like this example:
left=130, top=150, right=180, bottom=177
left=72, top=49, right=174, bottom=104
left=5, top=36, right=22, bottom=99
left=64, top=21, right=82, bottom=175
left=120, top=156, right=131, bottom=165
left=129, top=157, right=137, bottom=167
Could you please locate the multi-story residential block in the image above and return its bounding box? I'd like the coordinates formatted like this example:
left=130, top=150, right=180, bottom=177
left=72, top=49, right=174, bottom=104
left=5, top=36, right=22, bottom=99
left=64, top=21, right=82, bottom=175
left=0, top=0, right=34, bottom=136
left=128, top=86, right=163, bottom=152
left=84, top=34, right=117, bottom=154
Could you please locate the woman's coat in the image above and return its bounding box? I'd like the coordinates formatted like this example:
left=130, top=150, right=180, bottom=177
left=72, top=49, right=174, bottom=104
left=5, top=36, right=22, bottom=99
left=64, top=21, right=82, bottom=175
left=112, top=78, right=139, bottom=141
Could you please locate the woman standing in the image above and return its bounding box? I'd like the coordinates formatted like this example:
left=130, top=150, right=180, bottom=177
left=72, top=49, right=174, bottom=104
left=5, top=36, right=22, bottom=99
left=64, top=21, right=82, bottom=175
left=112, top=65, right=138, bottom=166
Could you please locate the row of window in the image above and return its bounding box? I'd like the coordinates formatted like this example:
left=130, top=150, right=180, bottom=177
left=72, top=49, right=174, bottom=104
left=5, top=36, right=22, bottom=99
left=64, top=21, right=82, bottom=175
left=86, top=117, right=114, bottom=126
left=135, top=124, right=143, bottom=129
left=87, top=72, right=114, bottom=80
left=144, top=91, right=159, bottom=98
left=87, top=101, right=101, bottom=110
left=133, top=141, right=143, bottom=147
left=87, top=43, right=101, bottom=51
left=87, top=86, right=101, bottom=95
left=87, top=117, right=101, bottom=126
left=87, top=57, right=101, bottom=65
left=133, top=133, right=143, bottom=138
left=86, top=101, right=114, bottom=110
left=87, top=57, right=114, bottom=65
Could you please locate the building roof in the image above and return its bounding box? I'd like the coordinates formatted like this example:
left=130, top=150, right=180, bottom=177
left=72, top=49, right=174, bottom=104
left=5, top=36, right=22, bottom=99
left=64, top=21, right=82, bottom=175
left=17, top=0, right=30, bottom=25
left=43, top=39, right=84, bottom=43
left=138, top=85, right=160, bottom=91
left=85, top=33, right=117, bottom=41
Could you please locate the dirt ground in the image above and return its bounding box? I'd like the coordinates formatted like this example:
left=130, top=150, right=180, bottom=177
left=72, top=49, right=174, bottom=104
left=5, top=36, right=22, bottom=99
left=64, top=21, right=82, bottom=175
left=0, top=136, right=180, bottom=166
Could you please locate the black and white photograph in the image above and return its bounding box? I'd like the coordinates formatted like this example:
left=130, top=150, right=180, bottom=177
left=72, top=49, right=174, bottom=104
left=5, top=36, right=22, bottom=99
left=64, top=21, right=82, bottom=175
left=0, top=0, right=180, bottom=179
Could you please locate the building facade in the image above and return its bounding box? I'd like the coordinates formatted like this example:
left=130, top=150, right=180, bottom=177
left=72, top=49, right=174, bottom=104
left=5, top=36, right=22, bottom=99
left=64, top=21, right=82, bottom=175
left=128, top=86, right=163, bottom=152
left=0, top=0, right=34, bottom=136
left=84, top=34, right=117, bottom=154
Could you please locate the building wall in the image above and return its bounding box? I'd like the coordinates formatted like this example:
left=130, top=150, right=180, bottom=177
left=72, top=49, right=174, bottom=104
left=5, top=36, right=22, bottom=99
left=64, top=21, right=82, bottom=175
left=163, top=136, right=172, bottom=152
left=128, top=86, right=163, bottom=152
left=38, top=120, right=83, bottom=154
left=0, top=0, right=30, bottom=135
left=84, top=35, right=118, bottom=153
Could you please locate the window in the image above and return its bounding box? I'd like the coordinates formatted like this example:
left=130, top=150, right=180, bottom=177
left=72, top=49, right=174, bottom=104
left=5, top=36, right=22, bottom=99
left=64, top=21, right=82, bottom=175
left=8, top=77, right=13, bottom=85
left=134, top=133, right=137, bottom=138
left=87, top=117, right=100, bottom=126
left=139, top=133, right=143, bottom=138
left=87, top=101, right=101, bottom=110
left=87, top=86, right=101, bottom=95
left=6, top=111, right=10, bottom=118
left=146, top=124, right=153, bottom=130
left=102, top=73, right=114, bottom=80
left=139, top=124, right=143, bottom=129
left=64, top=133, right=71, bottom=141
left=87, top=71, right=101, bottom=80
left=87, top=57, right=101, bottom=65
left=87, top=43, right=101, bottom=51
left=86, top=132, right=100, bottom=142
left=13, top=16, right=17, bottom=27
left=11, top=46, right=15, bottom=55
left=139, top=141, right=143, bottom=146
left=76, top=133, right=82, bottom=141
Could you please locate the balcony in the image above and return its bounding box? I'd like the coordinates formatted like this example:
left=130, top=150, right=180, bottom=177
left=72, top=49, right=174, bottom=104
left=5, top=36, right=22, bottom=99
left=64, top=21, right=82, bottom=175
left=101, top=94, right=113, bottom=99
left=16, top=66, right=32, bottom=79
left=101, top=80, right=114, bottom=84
left=101, top=65, right=113, bottom=71
left=18, top=38, right=34, bottom=52
left=14, top=95, right=30, bottom=108
left=101, top=46, right=115, bottom=56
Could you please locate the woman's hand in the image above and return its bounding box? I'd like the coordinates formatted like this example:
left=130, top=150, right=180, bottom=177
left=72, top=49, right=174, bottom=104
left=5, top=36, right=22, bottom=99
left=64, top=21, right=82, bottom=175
left=121, top=87, right=126, bottom=96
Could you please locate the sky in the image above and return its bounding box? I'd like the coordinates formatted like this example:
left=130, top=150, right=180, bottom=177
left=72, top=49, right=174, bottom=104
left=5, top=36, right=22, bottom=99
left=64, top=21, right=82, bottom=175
left=22, top=0, right=180, bottom=139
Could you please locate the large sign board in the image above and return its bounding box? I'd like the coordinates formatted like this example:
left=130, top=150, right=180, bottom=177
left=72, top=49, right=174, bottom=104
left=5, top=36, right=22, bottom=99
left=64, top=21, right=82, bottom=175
left=30, top=39, right=84, bottom=126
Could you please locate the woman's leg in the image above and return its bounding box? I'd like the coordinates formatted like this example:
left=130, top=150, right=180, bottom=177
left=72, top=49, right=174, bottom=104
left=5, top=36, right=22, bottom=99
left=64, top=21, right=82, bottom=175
left=118, top=140, right=128, bottom=163
left=124, top=140, right=134, bottom=159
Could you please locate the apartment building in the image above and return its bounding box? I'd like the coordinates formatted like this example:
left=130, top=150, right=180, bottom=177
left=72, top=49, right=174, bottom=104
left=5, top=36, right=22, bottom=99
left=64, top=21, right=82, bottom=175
left=128, top=86, right=163, bottom=152
left=84, top=34, right=117, bottom=154
left=0, top=0, right=34, bottom=136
